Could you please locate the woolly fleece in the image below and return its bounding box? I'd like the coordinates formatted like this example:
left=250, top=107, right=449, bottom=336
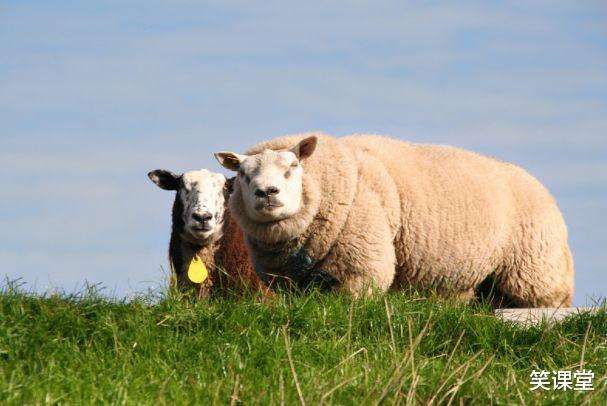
left=229, top=134, right=573, bottom=307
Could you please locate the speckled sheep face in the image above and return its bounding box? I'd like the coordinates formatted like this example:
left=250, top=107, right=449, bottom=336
left=148, top=168, right=227, bottom=242
left=179, top=170, right=227, bottom=240
left=215, top=136, right=318, bottom=223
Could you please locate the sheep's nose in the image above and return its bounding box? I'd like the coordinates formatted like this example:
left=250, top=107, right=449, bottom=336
left=255, top=186, right=280, bottom=198
left=192, top=212, right=213, bottom=223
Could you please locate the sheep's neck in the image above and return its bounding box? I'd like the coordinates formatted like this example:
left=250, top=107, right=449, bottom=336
left=182, top=208, right=233, bottom=275
left=188, top=240, right=220, bottom=270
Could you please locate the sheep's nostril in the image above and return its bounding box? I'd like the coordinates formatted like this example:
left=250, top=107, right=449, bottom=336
left=266, top=186, right=280, bottom=196
left=192, top=212, right=213, bottom=223
left=255, top=187, right=280, bottom=198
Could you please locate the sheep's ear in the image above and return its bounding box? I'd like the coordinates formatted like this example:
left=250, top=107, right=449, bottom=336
left=214, top=152, right=247, bottom=172
left=291, top=136, right=318, bottom=160
left=148, top=169, right=181, bottom=191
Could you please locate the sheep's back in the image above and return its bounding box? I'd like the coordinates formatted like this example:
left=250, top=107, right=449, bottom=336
left=341, top=135, right=533, bottom=287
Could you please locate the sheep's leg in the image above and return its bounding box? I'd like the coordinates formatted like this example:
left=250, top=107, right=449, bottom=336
left=498, top=243, right=574, bottom=308
left=300, top=269, right=340, bottom=292
left=319, top=187, right=397, bottom=296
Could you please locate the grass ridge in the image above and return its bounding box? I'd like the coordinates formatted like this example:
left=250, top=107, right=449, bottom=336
left=0, top=285, right=605, bottom=404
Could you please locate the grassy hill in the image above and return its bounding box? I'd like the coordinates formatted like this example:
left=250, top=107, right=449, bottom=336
left=0, top=285, right=605, bottom=404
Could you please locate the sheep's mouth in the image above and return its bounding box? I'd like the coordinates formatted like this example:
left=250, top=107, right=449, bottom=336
left=257, top=202, right=285, bottom=211
left=191, top=225, right=213, bottom=232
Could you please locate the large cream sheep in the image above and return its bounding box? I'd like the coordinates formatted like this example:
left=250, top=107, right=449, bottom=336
left=214, top=133, right=574, bottom=307
left=148, top=168, right=265, bottom=298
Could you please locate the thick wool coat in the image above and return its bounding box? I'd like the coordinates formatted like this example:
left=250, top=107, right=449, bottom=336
left=229, top=134, right=573, bottom=307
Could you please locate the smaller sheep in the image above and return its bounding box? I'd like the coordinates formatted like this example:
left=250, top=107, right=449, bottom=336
left=148, top=168, right=264, bottom=298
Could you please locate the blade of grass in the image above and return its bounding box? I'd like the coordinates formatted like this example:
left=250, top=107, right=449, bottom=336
left=282, top=325, right=306, bottom=406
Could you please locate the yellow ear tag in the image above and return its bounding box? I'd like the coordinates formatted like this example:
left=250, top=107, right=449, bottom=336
left=187, top=256, right=208, bottom=284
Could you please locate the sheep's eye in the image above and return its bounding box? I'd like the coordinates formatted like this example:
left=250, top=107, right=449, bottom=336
left=290, top=161, right=299, bottom=168
left=284, top=170, right=291, bottom=179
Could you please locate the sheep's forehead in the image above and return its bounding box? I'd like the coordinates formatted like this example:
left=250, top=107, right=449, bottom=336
left=182, top=169, right=225, bottom=192
left=243, top=150, right=296, bottom=173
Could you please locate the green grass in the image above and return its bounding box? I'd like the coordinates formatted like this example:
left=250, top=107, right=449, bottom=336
left=0, top=284, right=605, bottom=405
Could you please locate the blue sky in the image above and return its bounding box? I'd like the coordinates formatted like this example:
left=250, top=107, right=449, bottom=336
left=1, top=1, right=606, bottom=304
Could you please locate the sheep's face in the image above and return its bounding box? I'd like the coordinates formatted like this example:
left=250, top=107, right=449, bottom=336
left=236, top=149, right=303, bottom=222
left=148, top=168, right=227, bottom=242
left=215, top=136, right=318, bottom=223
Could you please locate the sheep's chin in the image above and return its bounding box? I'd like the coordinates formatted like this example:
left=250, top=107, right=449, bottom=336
left=245, top=206, right=293, bottom=223
left=181, top=228, right=221, bottom=246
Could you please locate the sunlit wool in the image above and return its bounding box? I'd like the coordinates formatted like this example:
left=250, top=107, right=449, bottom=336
left=217, top=134, right=573, bottom=307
